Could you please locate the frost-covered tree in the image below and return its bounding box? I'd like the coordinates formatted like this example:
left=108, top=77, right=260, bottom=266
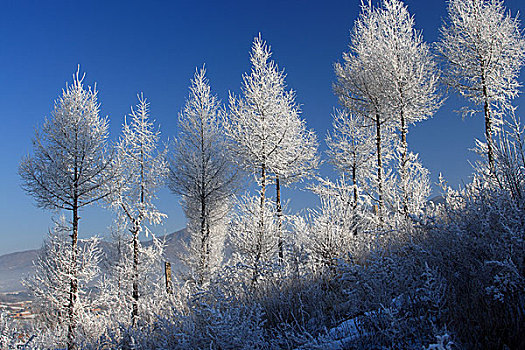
left=227, top=34, right=315, bottom=262
left=269, top=98, right=319, bottom=263
left=493, top=110, right=525, bottom=205
left=229, top=193, right=279, bottom=286
left=372, top=0, right=440, bottom=216
left=334, top=3, right=394, bottom=221
left=227, top=35, right=288, bottom=215
left=19, top=69, right=112, bottom=350
left=25, top=217, right=100, bottom=348
left=387, top=151, right=431, bottom=217
left=110, top=94, right=168, bottom=325
left=437, top=0, right=525, bottom=172
left=96, top=224, right=168, bottom=338
left=307, top=177, right=371, bottom=271
left=326, top=110, right=375, bottom=206
left=168, top=67, right=238, bottom=286
left=336, top=0, right=439, bottom=219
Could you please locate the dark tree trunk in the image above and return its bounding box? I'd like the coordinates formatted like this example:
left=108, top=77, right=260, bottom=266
left=68, top=157, right=79, bottom=350
left=164, top=262, right=172, bottom=294
left=375, top=113, right=384, bottom=224
left=253, top=163, right=266, bottom=286
left=132, top=226, right=139, bottom=326
left=67, top=202, right=79, bottom=350
left=260, top=163, right=266, bottom=224
left=483, top=82, right=495, bottom=173
left=198, top=119, right=209, bottom=286
left=352, top=165, right=358, bottom=206
left=130, top=148, right=146, bottom=326
left=351, top=165, right=358, bottom=236
left=117, top=237, right=122, bottom=299
left=276, top=176, right=283, bottom=264
left=400, top=110, right=409, bottom=218
left=199, top=197, right=207, bottom=286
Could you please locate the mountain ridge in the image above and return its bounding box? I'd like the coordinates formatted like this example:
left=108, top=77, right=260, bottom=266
left=0, top=229, right=187, bottom=293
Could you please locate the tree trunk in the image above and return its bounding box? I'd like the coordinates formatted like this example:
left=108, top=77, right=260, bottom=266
left=117, top=237, right=122, bottom=299
left=352, top=165, right=358, bottom=206
left=132, top=148, right=145, bottom=325
left=132, top=226, right=139, bottom=326
left=253, top=163, right=266, bottom=286
left=351, top=165, right=358, bottom=236
left=400, top=110, right=409, bottom=218
left=260, top=163, right=266, bottom=225
left=199, top=197, right=207, bottom=286
left=205, top=221, right=210, bottom=279
left=482, top=81, right=495, bottom=173
left=375, top=113, right=384, bottom=224
left=68, top=144, right=80, bottom=350
left=164, top=262, right=172, bottom=294
left=199, top=119, right=208, bottom=286
left=67, top=203, right=79, bottom=350
left=276, top=175, right=284, bottom=264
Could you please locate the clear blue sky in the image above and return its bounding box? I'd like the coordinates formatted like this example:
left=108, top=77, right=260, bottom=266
left=0, top=0, right=523, bottom=255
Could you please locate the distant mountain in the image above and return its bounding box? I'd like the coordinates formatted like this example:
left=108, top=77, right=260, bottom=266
left=150, top=228, right=189, bottom=274
left=0, top=229, right=188, bottom=294
left=0, top=249, right=39, bottom=293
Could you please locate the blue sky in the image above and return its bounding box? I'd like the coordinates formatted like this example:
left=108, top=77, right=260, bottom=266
left=0, top=0, right=523, bottom=255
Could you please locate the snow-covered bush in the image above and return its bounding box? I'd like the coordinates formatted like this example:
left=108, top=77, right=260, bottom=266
left=183, top=288, right=266, bottom=349
left=429, top=177, right=525, bottom=348
left=0, top=311, right=19, bottom=350
left=425, top=332, right=455, bottom=350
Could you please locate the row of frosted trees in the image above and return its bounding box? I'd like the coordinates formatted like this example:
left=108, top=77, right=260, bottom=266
left=16, top=36, right=319, bottom=348
left=12, top=0, right=525, bottom=348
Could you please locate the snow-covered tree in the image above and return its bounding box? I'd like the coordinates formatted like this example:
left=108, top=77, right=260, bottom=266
left=269, top=95, right=319, bottom=263
left=326, top=109, right=375, bottom=206
left=110, top=94, right=168, bottom=325
left=492, top=110, right=525, bottom=206
left=168, top=67, right=238, bottom=286
left=269, top=106, right=319, bottom=186
left=227, top=34, right=316, bottom=263
left=97, top=224, right=168, bottom=338
left=226, top=35, right=288, bottom=213
left=334, top=3, right=394, bottom=222
left=25, top=216, right=100, bottom=348
left=228, top=193, right=279, bottom=286
left=336, top=0, right=439, bottom=220
left=387, top=151, right=431, bottom=217
left=307, top=177, right=371, bottom=271
left=437, top=0, right=525, bottom=172
left=372, top=0, right=440, bottom=217
left=19, top=69, right=112, bottom=350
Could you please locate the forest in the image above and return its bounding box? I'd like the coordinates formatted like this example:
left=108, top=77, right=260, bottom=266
left=2, top=0, right=525, bottom=349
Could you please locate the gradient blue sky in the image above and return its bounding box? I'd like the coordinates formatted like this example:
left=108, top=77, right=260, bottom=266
left=0, top=0, right=523, bottom=255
